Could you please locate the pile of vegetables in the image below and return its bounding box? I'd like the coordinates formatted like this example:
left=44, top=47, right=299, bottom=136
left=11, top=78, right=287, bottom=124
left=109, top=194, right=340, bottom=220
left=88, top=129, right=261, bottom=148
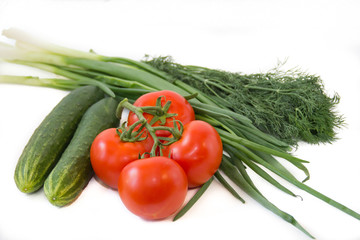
left=1, top=28, right=358, bottom=238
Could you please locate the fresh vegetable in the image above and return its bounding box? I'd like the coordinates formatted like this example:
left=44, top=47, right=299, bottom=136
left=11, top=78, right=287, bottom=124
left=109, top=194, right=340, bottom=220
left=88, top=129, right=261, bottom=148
left=43, top=97, right=119, bottom=206
left=163, top=120, right=223, bottom=188
left=145, top=56, right=344, bottom=146
left=173, top=177, right=214, bottom=221
left=1, top=28, right=358, bottom=238
left=90, top=127, right=154, bottom=189
left=219, top=156, right=314, bottom=239
left=115, top=97, right=195, bottom=219
left=127, top=90, right=195, bottom=137
left=14, top=85, right=104, bottom=193
left=118, top=156, right=188, bottom=220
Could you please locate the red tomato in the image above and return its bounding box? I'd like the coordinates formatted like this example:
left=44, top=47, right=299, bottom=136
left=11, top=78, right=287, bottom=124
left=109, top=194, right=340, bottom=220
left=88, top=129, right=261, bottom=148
left=163, top=120, right=223, bottom=188
left=118, top=156, right=188, bottom=220
left=127, top=90, right=195, bottom=137
left=90, top=128, right=153, bottom=189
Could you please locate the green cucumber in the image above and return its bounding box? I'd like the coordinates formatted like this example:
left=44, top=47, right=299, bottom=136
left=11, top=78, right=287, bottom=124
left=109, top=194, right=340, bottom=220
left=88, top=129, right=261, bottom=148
left=44, top=97, right=119, bottom=207
left=14, top=86, right=104, bottom=193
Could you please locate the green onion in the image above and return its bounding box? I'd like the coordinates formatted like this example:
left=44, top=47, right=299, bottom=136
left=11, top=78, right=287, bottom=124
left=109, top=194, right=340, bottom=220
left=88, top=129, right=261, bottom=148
left=214, top=171, right=245, bottom=203
left=173, top=177, right=214, bottom=221
left=220, top=156, right=315, bottom=239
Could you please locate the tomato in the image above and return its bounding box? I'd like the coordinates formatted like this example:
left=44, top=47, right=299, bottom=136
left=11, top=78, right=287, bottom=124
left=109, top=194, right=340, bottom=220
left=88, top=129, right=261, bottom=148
left=118, top=156, right=188, bottom=220
left=163, top=120, right=223, bottom=188
left=127, top=90, right=195, bottom=137
left=90, top=128, right=153, bottom=189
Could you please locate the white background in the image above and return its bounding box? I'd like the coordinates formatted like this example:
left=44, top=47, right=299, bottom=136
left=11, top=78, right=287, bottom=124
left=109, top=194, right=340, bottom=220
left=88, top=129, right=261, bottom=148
left=0, top=0, right=360, bottom=239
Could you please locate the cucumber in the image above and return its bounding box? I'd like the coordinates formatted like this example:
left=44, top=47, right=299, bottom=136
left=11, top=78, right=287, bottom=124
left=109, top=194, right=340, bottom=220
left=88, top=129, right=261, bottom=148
left=14, top=86, right=104, bottom=193
left=44, top=97, right=119, bottom=207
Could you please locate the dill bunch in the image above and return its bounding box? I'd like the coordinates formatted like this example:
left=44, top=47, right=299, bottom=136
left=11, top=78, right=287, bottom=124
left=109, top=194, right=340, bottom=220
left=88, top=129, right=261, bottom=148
left=144, top=56, right=344, bottom=146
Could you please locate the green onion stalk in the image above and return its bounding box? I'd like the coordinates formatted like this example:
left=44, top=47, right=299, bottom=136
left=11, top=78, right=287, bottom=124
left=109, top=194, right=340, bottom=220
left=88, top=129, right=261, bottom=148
left=0, top=28, right=358, bottom=238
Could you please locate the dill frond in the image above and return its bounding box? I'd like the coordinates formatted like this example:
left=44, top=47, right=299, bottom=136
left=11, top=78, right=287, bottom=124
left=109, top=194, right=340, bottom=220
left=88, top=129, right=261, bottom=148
left=144, top=56, right=344, bottom=146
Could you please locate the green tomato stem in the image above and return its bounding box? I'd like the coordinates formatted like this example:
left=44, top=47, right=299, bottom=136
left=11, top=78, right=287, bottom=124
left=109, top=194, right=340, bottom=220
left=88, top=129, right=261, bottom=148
left=117, top=98, right=183, bottom=157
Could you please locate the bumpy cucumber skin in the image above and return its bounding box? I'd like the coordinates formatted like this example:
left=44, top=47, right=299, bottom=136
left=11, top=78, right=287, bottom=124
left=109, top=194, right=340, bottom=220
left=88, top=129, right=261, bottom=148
left=44, top=97, right=119, bottom=207
left=14, top=86, right=104, bottom=193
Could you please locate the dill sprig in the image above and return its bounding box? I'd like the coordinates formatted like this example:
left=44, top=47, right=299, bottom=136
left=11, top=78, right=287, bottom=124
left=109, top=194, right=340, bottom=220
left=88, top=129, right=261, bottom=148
left=144, top=56, right=345, bottom=146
